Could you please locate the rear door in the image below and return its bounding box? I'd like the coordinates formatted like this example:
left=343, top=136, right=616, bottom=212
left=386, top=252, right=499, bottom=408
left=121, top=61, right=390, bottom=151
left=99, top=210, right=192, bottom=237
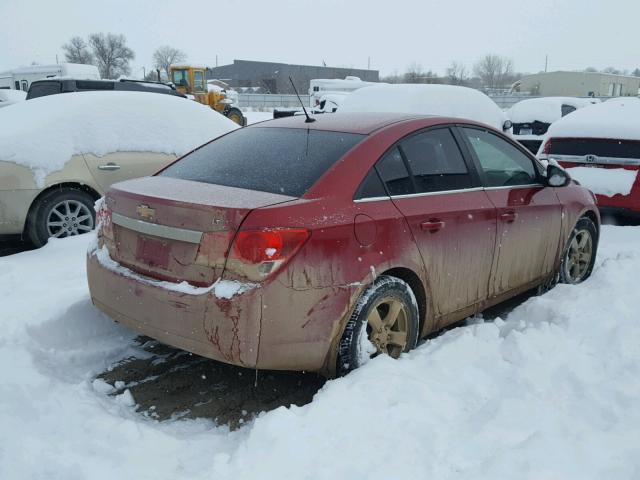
left=84, top=151, right=177, bottom=192
left=376, top=126, right=497, bottom=319
left=459, top=126, right=562, bottom=296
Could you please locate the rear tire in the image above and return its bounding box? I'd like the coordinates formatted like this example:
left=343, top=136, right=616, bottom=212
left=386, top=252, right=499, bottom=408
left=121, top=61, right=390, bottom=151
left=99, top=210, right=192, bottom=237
left=337, top=276, right=419, bottom=376
left=559, top=217, right=598, bottom=285
left=27, top=188, right=96, bottom=247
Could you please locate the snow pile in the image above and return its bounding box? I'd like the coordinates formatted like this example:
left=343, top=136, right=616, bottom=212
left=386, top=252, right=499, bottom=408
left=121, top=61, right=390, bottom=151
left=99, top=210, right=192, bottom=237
left=0, top=89, right=26, bottom=107
left=544, top=97, right=640, bottom=141
left=338, top=84, right=508, bottom=131
left=0, top=91, right=238, bottom=186
left=508, top=97, right=597, bottom=124
left=1, top=226, right=639, bottom=478
left=567, top=166, right=638, bottom=197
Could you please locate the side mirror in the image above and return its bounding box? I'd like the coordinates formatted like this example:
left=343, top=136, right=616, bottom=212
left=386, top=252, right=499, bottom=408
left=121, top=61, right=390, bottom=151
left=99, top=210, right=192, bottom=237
left=503, top=119, right=513, bottom=131
left=546, top=164, right=571, bottom=187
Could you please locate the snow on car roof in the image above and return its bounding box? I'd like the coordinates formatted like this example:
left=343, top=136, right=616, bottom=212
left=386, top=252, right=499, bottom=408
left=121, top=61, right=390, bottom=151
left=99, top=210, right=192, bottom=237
left=0, top=91, right=238, bottom=187
left=338, top=84, right=508, bottom=131
left=508, top=97, right=598, bottom=124
left=544, top=97, right=640, bottom=141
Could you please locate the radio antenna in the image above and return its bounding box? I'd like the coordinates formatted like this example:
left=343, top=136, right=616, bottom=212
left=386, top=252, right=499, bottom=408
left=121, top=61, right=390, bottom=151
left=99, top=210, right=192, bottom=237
left=289, top=76, right=315, bottom=123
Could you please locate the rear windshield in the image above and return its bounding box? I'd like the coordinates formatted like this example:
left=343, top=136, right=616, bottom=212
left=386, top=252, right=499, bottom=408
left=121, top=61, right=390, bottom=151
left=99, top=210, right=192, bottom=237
left=160, top=127, right=365, bottom=197
left=549, top=138, right=640, bottom=159
left=26, top=82, right=62, bottom=99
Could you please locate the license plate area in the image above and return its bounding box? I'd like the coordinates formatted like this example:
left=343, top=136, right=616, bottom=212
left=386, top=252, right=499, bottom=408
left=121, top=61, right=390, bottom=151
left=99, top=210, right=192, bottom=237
left=136, top=236, right=170, bottom=269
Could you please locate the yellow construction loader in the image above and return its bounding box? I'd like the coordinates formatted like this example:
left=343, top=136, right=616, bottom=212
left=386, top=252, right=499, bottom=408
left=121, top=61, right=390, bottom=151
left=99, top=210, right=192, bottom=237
left=169, top=65, right=246, bottom=126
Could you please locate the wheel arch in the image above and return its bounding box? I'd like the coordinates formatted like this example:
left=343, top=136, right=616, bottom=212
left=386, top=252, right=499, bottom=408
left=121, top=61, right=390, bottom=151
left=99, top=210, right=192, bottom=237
left=23, top=182, right=102, bottom=235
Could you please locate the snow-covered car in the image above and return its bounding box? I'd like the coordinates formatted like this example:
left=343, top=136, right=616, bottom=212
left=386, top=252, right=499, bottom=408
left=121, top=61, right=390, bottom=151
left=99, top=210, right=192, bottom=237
left=508, top=97, right=599, bottom=153
left=337, top=84, right=512, bottom=133
left=538, top=97, right=640, bottom=219
left=0, top=91, right=238, bottom=246
left=0, top=89, right=26, bottom=109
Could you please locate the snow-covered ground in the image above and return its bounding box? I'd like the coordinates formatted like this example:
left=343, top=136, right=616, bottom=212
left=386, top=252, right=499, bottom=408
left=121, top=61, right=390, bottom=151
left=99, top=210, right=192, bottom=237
left=243, top=109, right=274, bottom=125
left=1, top=226, right=639, bottom=479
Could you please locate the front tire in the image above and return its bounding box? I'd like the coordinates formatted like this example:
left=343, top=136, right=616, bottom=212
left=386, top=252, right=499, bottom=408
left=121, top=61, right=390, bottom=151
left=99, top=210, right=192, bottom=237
left=224, top=107, right=245, bottom=126
left=337, top=276, right=419, bottom=376
left=27, top=188, right=96, bottom=247
left=559, top=216, right=598, bottom=285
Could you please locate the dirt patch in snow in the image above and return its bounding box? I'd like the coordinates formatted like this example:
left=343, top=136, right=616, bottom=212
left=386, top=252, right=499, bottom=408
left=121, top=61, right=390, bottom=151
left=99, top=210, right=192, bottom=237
left=97, top=337, right=326, bottom=429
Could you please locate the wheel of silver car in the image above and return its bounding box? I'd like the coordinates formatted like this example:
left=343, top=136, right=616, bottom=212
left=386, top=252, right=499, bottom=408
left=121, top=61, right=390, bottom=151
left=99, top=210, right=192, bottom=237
left=27, top=188, right=96, bottom=247
left=337, top=275, right=419, bottom=376
left=559, top=217, right=598, bottom=285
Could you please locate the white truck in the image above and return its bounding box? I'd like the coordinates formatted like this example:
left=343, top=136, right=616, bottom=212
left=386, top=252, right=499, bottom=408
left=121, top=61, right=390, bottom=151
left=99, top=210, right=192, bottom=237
left=0, top=63, right=100, bottom=92
left=308, top=76, right=380, bottom=108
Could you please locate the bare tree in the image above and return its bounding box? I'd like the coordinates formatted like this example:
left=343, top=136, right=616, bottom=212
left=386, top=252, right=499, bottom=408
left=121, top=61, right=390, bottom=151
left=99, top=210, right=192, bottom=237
left=152, top=45, right=187, bottom=80
left=62, top=36, right=94, bottom=64
left=602, top=66, right=621, bottom=75
left=88, top=33, right=135, bottom=79
left=473, top=54, right=513, bottom=89
left=446, top=61, right=468, bottom=85
left=584, top=67, right=598, bottom=73
left=403, top=62, right=425, bottom=83
left=632, top=68, right=640, bottom=77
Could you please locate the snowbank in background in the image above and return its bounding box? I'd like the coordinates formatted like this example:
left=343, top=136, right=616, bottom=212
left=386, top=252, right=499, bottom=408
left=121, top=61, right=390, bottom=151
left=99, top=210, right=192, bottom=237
left=568, top=166, right=638, bottom=196
left=508, top=96, right=597, bottom=124
left=544, top=97, right=640, bottom=141
left=338, top=84, right=508, bottom=131
left=1, top=227, right=639, bottom=479
left=0, top=91, right=238, bottom=185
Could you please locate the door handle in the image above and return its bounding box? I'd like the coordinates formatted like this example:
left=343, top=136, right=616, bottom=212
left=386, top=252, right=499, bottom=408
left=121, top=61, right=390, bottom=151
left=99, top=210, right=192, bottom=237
left=420, top=220, right=445, bottom=232
left=499, top=211, right=517, bottom=223
left=98, top=163, right=121, bottom=171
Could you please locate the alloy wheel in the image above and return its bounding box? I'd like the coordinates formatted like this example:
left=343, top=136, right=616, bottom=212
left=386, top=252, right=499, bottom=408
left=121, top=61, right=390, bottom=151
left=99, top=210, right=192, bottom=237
left=366, top=296, right=409, bottom=358
left=564, top=229, right=593, bottom=283
left=46, top=200, right=94, bottom=238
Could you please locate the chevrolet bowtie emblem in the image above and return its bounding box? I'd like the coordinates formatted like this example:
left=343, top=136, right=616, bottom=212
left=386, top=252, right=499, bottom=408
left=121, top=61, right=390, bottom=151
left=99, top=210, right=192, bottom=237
left=136, top=204, right=155, bottom=220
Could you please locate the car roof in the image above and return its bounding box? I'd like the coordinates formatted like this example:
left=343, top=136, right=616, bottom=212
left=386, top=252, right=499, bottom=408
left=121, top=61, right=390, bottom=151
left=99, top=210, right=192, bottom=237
left=252, top=112, right=430, bottom=134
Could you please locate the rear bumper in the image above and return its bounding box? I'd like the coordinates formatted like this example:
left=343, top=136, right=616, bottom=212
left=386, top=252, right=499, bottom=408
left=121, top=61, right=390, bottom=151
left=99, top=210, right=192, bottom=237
left=87, top=250, right=262, bottom=369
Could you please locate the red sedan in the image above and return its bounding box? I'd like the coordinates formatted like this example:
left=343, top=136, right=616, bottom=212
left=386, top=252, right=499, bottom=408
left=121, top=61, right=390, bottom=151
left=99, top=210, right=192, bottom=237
left=87, top=113, right=599, bottom=376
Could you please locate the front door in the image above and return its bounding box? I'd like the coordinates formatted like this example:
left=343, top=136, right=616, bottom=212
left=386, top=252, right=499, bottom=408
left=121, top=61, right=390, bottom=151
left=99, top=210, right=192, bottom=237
left=375, top=127, right=497, bottom=318
left=459, top=126, right=563, bottom=296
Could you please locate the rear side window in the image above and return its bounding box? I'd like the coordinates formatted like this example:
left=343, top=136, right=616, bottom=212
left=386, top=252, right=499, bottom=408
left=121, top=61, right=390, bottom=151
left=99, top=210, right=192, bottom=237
left=561, top=104, right=577, bottom=117
left=400, top=128, right=473, bottom=193
left=376, top=147, right=414, bottom=196
left=160, top=127, right=364, bottom=197
left=26, top=82, right=62, bottom=99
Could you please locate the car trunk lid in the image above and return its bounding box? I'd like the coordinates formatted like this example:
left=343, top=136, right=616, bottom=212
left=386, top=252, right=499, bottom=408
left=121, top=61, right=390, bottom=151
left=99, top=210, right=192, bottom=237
left=105, top=176, right=296, bottom=286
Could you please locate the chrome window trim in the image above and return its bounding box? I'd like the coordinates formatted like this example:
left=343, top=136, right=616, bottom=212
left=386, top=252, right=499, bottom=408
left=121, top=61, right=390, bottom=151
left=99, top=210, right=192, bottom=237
left=387, top=186, right=485, bottom=200
left=549, top=154, right=640, bottom=166
left=483, top=183, right=544, bottom=191
left=353, top=184, right=549, bottom=202
left=353, top=196, right=391, bottom=203
left=111, top=212, right=203, bottom=244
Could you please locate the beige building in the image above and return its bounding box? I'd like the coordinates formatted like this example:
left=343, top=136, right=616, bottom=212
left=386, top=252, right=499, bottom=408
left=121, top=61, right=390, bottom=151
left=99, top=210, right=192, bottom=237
left=514, top=71, right=640, bottom=97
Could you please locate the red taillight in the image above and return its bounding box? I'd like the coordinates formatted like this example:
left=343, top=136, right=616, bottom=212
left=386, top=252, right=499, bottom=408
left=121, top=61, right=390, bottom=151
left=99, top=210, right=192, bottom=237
left=234, top=228, right=309, bottom=264
left=97, top=199, right=113, bottom=240
left=541, top=138, right=553, bottom=155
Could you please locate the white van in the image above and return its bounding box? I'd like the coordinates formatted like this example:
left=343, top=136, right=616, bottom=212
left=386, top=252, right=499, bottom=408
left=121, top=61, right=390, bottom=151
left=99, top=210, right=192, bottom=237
left=308, top=76, right=380, bottom=107
left=0, top=63, right=100, bottom=92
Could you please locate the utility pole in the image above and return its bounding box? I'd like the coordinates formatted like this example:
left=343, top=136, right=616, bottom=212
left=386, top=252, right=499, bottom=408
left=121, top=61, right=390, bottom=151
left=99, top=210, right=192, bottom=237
left=545, top=54, right=548, bottom=73
left=216, top=54, right=218, bottom=67
left=368, top=57, right=371, bottom=70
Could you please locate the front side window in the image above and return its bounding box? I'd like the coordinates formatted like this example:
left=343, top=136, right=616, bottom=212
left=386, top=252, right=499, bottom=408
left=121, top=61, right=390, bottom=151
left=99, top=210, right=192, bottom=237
left=399, top=128, right=473, bottom=193
left=172, top=69, right=189, bottom=87
left=462, top=127, right=537, bottom=187
left=160, top=127, right=364, bottom=197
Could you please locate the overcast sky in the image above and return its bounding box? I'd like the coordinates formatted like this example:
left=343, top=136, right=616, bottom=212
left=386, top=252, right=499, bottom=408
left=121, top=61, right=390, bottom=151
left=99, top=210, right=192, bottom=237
left=1, top=0, right=638, bottom=77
